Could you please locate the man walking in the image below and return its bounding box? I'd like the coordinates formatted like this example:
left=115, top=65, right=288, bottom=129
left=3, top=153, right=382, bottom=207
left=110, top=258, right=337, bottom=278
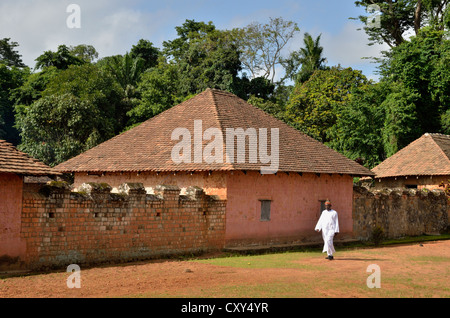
left=315, top=201, right=339, bottom=260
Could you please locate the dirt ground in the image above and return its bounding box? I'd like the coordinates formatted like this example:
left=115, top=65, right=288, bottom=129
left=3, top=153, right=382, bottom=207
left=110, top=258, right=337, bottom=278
left=0, top=240, right=449, bottom=298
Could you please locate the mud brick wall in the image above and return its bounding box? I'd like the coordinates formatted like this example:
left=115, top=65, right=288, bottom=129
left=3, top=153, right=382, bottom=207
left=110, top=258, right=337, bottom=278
left=353, top=186, right=448, bottom=240
left=20, top=182, right=226, bottom=270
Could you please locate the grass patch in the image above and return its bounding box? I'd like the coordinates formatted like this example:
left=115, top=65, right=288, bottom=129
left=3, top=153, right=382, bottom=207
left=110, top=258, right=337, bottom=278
left=408, top=255, right=450, bottom=263
left=195, top=250, right=326, bottom=271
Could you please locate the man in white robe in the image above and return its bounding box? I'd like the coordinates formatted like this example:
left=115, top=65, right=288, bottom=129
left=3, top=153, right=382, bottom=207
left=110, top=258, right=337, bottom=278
left=315, top=201, right=339, bottom=260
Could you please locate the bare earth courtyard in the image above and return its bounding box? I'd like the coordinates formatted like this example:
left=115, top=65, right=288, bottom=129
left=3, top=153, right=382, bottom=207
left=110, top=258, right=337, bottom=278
left=0, top=240, right=449, bottom=298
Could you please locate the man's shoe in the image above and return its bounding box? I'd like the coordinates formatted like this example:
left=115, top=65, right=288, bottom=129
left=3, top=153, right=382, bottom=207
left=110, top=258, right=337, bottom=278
left=326, top=255, right=334, bottom=260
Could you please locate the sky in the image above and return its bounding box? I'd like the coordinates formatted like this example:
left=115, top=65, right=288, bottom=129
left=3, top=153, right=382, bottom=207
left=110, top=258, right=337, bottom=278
left=0, top=0, right=389, bottom=81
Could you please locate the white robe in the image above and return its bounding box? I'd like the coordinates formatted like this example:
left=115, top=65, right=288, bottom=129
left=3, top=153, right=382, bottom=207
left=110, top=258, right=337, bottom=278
left=315, top=209, right=339, bottom=256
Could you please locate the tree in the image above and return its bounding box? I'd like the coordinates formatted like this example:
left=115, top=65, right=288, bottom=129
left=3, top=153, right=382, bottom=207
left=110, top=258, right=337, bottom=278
left=353, top=0, right=449, bottom=48
left=328, top=83, right=387, bottom=168
left=0, top=38, right=26, bottom=68
left=16, top=94, right=106, bottom=166
left=379, top=27, right=449, bottom=134
left=35, top=45, right=85, bottom=70
left=130, top=39, right=160, bottom=70
left=232, top=17, right=300, bottom=83
left=0, top=63, right=28, bottom=144
left=282, top=33, right=327, bottom=84
left=98, top=53, right=145, bottom=91
left=163, top=19, right=243, bottom=96
left=69, top=44, right=99, bottom=63
left=15, top=64, right=124, bottom=166
left=381, top=82, right=421, bottom=156
left=126, top=61, right=181, bottom=127
left=285, top=66, right=369, bottom=143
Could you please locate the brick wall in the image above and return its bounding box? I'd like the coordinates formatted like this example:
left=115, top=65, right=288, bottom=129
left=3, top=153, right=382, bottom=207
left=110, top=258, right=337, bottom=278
left=353, top=185, right=449, bottom=240
left=19, top=182, right=226, bottom=270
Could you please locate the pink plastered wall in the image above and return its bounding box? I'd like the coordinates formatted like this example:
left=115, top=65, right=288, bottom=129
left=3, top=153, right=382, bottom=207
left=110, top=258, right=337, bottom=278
left=0, top=173, right=26, bottom=258
left=224, top=171, right=354, bottom=247
left=74, top=170, right=355, bottom=247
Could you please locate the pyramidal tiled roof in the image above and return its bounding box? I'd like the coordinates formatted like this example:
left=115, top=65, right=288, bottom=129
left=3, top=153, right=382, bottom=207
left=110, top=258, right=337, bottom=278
left=372, top=133, right=450, bottom=178
left=55, top=89, right=373, bottom=176
left=0, top=140, right=61, bottom=176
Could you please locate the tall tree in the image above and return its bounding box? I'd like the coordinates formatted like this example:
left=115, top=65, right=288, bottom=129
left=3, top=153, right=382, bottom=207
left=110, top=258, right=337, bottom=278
left=232, top=17, right=300, bottom=83
left=130, top=39, right=160, bottom=70
left=379, top=27, right=449, bottom=134
left=69, top=44, right=99, bottom=63
left=0, top=38, right=26, bottom=68
left=282, top=33, right=328, bottom=84
left=381, top=82, right=421, bottom=156
left=0, top=64, right=28, bottom=144
left=15, top=64, right=123, bottom=166
left=35, top=45, right=85, bottom=70
left=126, top=61, right=181, bottom=128
left=285, top=66, right=369, bottom=143
left=163, top=19, right=243, bottom=96
left=353, top=0, right=449, bottom=48
left=327, top=83, right=388, bottom=168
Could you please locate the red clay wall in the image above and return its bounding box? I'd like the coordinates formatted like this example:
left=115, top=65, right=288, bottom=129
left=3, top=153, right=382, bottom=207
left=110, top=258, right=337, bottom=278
left=225, top=171, right=354, bottom=247
left=0, top=173, right=26, bottom=263
left=18, top=183, right=226, bottom=270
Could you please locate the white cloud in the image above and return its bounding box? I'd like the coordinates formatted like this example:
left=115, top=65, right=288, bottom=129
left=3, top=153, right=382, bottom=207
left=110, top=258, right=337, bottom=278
left=0, top=0, right=176, bottom=68
left=320, top=21, right=389, bottom=68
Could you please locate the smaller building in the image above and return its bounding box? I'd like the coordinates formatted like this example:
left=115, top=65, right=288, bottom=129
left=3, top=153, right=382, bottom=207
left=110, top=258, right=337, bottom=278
left=0, top=140, right=60, bottom=265
left=370, top=133, right=450, bottom=190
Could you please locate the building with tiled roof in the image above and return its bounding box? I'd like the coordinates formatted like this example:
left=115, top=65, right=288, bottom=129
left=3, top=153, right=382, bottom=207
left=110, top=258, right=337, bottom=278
left=371, top=133, right=450, bottom=190
left=0, top=140, right=60, bottom=260
left=0, top=140, right=61, bottom=176
left=56, top=88, right=374, bottom=246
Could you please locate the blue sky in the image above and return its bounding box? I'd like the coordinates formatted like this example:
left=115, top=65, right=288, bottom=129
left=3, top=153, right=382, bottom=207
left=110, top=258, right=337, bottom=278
left=0, top=0, right=388, bottom=81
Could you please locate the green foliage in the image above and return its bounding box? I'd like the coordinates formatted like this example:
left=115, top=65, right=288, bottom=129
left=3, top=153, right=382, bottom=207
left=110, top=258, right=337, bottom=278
left=327, top=83, right=388, bottom=167
left=0, top=63, right=28, bottom=144
left=15, top=64, right=123, bottom=166
left=282, top=33, right=327, bottom=84
left=231, top=17, right=300, bottom=83
left=381, top=83, right=421, bottom=157
left=126, top=61, right=181, bottom=126
left=163, top=20, right=243, bottom=96
left=5, top=12, right=450, bottom=170
left=353, top=0, right=449, bottom=48
left=130, top=39, right=160, bottom=70
left=286, top=66, right=369, bottom=143
left=0, top=38, right=26, bottom=68
left=35, top=45, right=85, bottom=70
left=380, top=27, right=449, bottom=134
left=97, top=53, right=145, bottom=91
left=16, top=94, right=104, bottom=166
left=69, top=44, right=99, bottom=63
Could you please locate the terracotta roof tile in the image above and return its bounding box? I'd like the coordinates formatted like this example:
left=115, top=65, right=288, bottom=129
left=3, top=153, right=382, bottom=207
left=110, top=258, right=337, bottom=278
left=0, top=140, right=61, bottom=176
left=372, top=133, right=450, bottom=178
left=55, top=89, right=374, bottom=176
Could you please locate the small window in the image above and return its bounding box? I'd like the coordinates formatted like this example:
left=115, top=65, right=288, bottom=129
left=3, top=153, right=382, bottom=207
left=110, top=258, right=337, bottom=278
left=319, top=200, right=326, bottom=214
left=260, top=200, right=271, bottom=221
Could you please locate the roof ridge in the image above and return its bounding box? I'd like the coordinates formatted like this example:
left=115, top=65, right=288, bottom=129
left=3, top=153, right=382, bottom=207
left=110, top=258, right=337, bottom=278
left=424, top=132, right=450, bottom=137
left=208, top=89, right=238, bottom=170
left=428, top=133, right=450, bottom=162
